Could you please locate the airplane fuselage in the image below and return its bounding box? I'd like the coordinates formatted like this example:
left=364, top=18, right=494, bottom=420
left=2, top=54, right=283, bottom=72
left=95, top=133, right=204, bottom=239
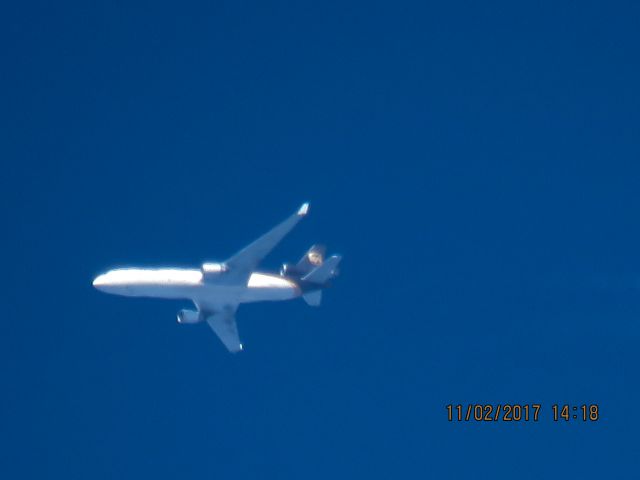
left=91, top=202, right=341, bottom=352
left=93, top=268, right=301, bottom=305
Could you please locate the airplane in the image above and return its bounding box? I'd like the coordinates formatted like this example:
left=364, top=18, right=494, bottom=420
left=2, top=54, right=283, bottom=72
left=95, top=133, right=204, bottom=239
left=92, top=203, right=341, bottom=352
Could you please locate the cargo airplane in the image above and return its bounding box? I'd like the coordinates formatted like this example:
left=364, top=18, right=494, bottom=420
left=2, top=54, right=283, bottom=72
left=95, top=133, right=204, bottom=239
left=92, top=203, right=341, bottom=352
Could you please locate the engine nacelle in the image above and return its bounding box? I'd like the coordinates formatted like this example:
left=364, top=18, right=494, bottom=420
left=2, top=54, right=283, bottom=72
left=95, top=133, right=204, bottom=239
left=177, top=309, right=202, bottom=324
left=202, top=262, right=228, bottom=281
left=280, top=263, right=295, bottom=276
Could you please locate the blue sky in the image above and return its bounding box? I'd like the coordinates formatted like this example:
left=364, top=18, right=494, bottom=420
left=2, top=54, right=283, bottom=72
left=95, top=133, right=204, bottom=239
left=2, top=1, right=640, bottom=478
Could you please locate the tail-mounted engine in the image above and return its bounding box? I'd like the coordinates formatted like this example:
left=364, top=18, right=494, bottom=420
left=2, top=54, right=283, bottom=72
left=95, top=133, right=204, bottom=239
left=280, top=244, right=326, bottom=278
left=177, top=309, right=203, bottom=324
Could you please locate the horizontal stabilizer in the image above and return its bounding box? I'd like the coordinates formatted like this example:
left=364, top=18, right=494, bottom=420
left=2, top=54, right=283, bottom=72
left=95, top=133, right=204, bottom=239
left=302, top=290, right=322, bottom=306
left=302, top=255, right=342, bottom=284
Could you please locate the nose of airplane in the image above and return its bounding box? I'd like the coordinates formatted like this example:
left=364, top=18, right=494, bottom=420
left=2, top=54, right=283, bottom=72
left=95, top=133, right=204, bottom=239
left=92, top=274, right=107, bottom=289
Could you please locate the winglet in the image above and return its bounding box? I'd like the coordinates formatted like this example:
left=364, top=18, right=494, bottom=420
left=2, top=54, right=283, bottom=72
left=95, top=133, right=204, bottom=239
left=297, top=202, right=310, bottom=216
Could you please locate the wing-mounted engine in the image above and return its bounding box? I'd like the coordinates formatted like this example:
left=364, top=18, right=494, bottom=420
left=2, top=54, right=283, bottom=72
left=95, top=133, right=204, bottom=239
left=201, top=262, right=228, bottom=282
left=177, top=309, right=203, bottom=324
left=280, top=262, right=299, bottom=277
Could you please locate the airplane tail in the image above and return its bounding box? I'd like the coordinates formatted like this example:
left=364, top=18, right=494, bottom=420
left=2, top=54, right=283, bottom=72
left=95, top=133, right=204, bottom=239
left=302, top=255, right=342, bottom=284
left=300, top=255, right=342, bottom=306
left=302, top=290, right=322, bottom=306
left=281, top=244, right=326, bottom=278
left=297, top=244, right=326, bottom=273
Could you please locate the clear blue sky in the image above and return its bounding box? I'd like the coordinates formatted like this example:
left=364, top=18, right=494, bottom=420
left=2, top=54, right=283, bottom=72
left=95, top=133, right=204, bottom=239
left=2, top=1, right=640, bottom=478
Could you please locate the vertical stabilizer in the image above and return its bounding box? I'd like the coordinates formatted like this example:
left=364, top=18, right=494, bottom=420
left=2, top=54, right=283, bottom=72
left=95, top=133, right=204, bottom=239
left=281, top=244, right=327, bottom=278
left=297, top=244, right=326, bottom=273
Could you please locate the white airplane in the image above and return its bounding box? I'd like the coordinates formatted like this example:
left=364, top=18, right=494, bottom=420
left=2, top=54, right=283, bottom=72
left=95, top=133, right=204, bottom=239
left=92, top=203, right=341, bottom=352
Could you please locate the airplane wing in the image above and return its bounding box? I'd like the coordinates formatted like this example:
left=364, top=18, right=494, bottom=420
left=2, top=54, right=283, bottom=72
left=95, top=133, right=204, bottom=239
left=222, top=202, right=309, bottom=284
left=205, top=305, right=242, bottom=353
